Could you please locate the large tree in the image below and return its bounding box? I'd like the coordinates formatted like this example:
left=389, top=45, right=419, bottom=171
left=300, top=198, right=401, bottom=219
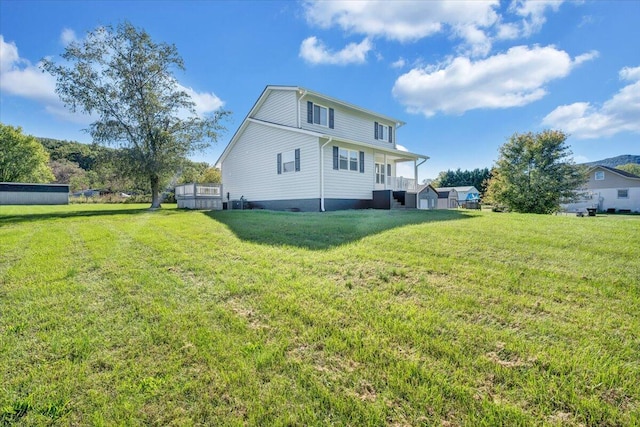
left=0, top=123, right=54, bottom=183
left=42, top=22, right=227, bottom=208
left=484, top=130, right=586, bottom=214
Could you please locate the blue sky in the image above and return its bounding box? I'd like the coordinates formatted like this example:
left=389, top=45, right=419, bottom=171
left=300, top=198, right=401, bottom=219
left=1, top=0, right=638, bottom=180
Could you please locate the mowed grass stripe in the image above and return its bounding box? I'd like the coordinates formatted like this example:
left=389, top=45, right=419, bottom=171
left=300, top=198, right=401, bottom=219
left=1, top=204, right=638, bottom=425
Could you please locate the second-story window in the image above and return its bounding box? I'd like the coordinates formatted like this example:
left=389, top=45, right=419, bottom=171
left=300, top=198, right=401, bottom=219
left=307, top=101, right=334, bottom=128
left=314, top=104, right=327, bottom=126
left=374, top=121, right=393, bottom=143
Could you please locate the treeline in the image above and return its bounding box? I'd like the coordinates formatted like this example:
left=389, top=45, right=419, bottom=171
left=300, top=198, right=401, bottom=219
left=38, top=137, right=220, bottom=194
left=431, top=167, right=492, bottom=195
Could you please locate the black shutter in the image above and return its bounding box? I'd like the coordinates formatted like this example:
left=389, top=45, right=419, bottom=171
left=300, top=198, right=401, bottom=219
left=307, top=101, right=313, bottom=124
left=374, top=122, right=378, bottom=139
left=359, top=151, right=365, bottom=173
left=333, top=146, right=339, bottom=170
left=277, top=153, right=282, bottom=174
left=295, top=148, right=300, bottom=172
left=387, top=164, right=391, bottom=177
left=329, top=108, right=334, bottom=129
left=389, top=125, right=393, bottom=143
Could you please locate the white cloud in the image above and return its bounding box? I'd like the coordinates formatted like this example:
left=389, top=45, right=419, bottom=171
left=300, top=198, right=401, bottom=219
left=507, top=0, right=564, bottom=38
left=1, top=33, right=224, bottom=123
left=304, top=0, right=499, bottom=41
left=60, top=28, right=79, bottom=46
left=177, top=84, right=225, bottom=115
left=392, top=45, right=596, bottom=117
left=542, top=66, right=640, bottom=138
left=303, top=0, right=500, bottom=57
left=299, top=36, right=372, bottom=65
left=391, top=57, right=406, bottom=69
left=302, top=0, right=570, bottom=61
left=0, top=35, right=59, bottom=104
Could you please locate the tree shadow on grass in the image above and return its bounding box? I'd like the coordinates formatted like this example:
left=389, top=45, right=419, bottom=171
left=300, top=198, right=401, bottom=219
left=0, top=207, right=161, bottom=226
left=205, top=209, right=475, bottom=250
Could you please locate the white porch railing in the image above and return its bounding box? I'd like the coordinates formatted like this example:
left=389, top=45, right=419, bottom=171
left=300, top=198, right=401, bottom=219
left=387, top=176, right=416, bottom=191
left=175, top=183, right=222, bottom=197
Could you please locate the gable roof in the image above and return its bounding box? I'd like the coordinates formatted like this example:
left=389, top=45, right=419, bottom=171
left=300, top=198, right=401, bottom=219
left=592, top=165, right=640, bottom=179
left=299, top=86, right=406, bottom=127
left=216, top=85, right=422, bottom=167
left=416, top=183, right=437, bottom=194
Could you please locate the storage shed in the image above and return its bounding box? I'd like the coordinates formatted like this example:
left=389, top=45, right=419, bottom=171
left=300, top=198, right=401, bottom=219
left=416, top=184, right=438, bottom=209
left=0, top=182, right=69, bottom=205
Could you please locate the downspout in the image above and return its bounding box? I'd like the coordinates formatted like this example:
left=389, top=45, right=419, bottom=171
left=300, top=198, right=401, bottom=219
left=415, top=157, right=428, bottom=188
left=298, top=89, right=308, bottom=129
left=320, top=137, right=333, bottom=212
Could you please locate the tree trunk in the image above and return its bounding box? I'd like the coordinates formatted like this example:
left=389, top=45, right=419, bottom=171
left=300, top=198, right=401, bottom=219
left=150, top=174, right=161, bottom=209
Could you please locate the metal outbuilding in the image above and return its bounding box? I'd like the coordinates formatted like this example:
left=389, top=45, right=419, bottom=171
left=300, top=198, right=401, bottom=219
left=0, top=182, right=70, bottom=205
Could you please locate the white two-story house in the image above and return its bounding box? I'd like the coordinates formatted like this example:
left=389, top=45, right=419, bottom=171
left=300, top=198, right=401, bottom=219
left=216, top=86, right=429, bottom=211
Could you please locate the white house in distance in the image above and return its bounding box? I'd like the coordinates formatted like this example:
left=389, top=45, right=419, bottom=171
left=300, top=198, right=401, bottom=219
left=562, top=165, right=640, bottom=213
left=217, top=86, right=429, bottom=211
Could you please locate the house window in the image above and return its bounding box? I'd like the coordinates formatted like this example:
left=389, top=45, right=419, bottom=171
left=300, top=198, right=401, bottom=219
left=282, top=150, right=295, bottom=173
left=378, top=124, right=387, bottom=140
left=338, top=148, right=358, bottom=171
left=314, top=104, right=328, bottom=126
left=618, top=189, right=628, bottom=199
left=333, top=146, right=365, bottom=173
left=375, top=163, right=385, bottom=184
left=277, top=149, right=300, bottom=174
left=374, top=121, right=393, bottom=142
left=595, top=171, right=605, bottom=180
left=307, top=101, right=334, bottom=128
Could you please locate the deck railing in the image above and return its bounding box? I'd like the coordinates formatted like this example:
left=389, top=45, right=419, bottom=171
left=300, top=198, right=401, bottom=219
left=387, top=177, right=416, bottom=192
left=175, top=183, right=222, bottom=198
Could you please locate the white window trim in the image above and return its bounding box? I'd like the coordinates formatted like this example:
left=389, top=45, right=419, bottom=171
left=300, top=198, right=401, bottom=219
left=617, top=189, right=629, bottom=199
left=312, top=103, right=329, bottom=127
left=282, top=150, right=295, bottom=173
left=377, top=123, right=388, bottom=141
left=338, top=148, right=359, bottom=172
left=595, top=171, right=605, bottom=180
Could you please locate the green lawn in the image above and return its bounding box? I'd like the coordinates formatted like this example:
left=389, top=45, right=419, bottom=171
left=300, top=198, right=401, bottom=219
left=1, top=204, right=638, bottom=426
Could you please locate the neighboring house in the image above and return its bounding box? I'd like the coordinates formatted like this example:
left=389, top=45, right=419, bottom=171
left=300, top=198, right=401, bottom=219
left=217, top=86, right=429, bottom=211
left=0, top=182, right=69, bottom=205
left=416, top=184, right=438, bottom=210
left=562, top=165, right=640, bottom=213
left=436, top=188, right=458, bottom=209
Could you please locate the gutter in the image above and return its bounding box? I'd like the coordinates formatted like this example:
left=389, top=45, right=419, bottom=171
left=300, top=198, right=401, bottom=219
left=297, top=89, right=308, bottom=129
left=320, top=137, right=333, bottom=212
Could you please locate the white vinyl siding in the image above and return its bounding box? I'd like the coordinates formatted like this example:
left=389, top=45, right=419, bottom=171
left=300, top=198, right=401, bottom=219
left=301, top=98, right=395, bottom=149
left=221, top=122, right=319, bottom=201
left=596, top=188, right=640, bottom=211
left=323, top=143, right=374, bottom=200
left=253, top=90, right=297, bottom=127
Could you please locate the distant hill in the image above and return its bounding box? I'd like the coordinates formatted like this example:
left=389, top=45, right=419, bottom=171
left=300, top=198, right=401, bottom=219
left=584, top=155, right=640, bottom=168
